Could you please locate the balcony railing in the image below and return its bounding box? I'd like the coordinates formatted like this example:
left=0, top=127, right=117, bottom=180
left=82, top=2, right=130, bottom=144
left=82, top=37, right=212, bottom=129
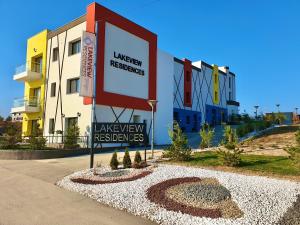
left=11, top=96, right=40, bottom=113
left=13, top=61, right=42, bottom=81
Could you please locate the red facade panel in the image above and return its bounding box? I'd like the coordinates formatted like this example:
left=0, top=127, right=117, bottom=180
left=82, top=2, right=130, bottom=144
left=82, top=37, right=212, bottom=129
left=184, top=59, right=192, bottom=107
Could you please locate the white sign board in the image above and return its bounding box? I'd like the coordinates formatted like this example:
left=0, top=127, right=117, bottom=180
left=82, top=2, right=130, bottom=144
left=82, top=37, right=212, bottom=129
left=104, top=22, right=149, bottom=99
left=79, top=31, right=96, bottom=97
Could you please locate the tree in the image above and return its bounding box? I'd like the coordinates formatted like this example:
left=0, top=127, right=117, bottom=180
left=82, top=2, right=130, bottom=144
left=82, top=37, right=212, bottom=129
left=275, top=113, right=286, bottom=125
left=0, top=116, right=4, bottom=122
left=64, top=124, right=80, bottom=149
left=5, top=116, right=12, bottom=122
left=217, top=126, right=243, bottom=167
left=199, top=124, right=214, bottom=149
left=110, top=151, right=119, bottom=170
left=123, top=148, right=132, bottom=168
left=28, top=123, right=47, bottom=150
left=165, top=121, right=191, bottom=161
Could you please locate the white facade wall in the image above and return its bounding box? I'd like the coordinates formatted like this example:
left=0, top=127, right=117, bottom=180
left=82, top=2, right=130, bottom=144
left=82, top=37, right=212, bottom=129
left=44, top=22, right=92, bottom=137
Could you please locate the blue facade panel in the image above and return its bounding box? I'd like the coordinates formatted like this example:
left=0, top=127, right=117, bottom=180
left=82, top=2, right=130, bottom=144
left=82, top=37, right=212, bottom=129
left=205, top=104, right=228, bottom=126
left=173, top=108, right=202, bottom=132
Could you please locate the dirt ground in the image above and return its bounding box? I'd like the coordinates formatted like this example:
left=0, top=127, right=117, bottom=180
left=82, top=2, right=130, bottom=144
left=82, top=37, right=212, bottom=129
left=240, top=125, right=300, bottom=156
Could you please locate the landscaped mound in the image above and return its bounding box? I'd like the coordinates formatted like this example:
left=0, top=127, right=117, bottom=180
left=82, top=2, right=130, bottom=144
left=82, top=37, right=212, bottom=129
left=71, top=166, right=153, bottom=185
left=147, top=177, right=243, bottom=218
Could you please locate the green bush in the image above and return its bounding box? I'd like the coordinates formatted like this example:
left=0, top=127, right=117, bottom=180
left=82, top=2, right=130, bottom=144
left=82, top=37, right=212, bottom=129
left=165, top=121, right=191, bottom=161
left=0, top=122, right=21, bottom=149
left=28, top=136, right=47, bottom=150
left=134, top=151, right=142, bottom=164
left=110, top=151, right=119, bottom=170
left=199, top=125, right=214, bottom=149
left=64, top=125, right=80, bottom=149
left=218, top=125, right=243, bottom=167
left=123, top=148, right=132, bottom=168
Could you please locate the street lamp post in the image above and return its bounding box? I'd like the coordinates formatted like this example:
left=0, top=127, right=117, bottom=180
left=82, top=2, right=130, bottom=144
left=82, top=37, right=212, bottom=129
left=254, top=105, right=259, bottom=119
left=276, top=104, right=280, bottom=113
left=295, top=107, right=299, bottom=115
left=147, top=100, right=158, bottom=159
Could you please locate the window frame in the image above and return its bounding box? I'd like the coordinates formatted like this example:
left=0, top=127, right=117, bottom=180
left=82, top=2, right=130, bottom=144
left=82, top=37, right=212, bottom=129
left=69, top=39, right=81, bottom=56
left=49, top=118, right=55, bottom=134
left=52, top=47, right=59, bottom=62
left=66, top=78, right=80, bottom=94
left=50, top=82, right=56, bottom=97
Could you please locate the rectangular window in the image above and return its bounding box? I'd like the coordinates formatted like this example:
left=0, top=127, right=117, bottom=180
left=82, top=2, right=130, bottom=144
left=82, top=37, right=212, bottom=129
left=229, top=91, right=232, bottom=100
left=215, top=91, right=218, bottom=102
left=65, top=117, right=78, bottom=132
left=133, top=115, right=141, bottom=123
left=186, top=116, right=190, bottom=124
left=67, top=78, right=79, bottom=94
left=69, top=39, right=81, bottom=55
left=186, top=71, right=190, bottom=82
left=229, top=77, right=231, bottom=89
left=53, top=47, right=59, bottom=61
left=50, top=82, right=56, bottom=97
left=49, top=119, right=55, bottom=134
left=174, top=112, right=179, bottom=121
left=215, top=74, right=217, bottom=84
left=185, top=92, right=191, bottom=104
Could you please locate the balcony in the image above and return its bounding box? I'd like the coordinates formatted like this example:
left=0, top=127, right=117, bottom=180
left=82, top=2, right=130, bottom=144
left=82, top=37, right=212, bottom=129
left=13, top=61, right=42, bottom=82
left=227, top=100, right=240, bottom=107
left=11, top=97, right=40, bottom=113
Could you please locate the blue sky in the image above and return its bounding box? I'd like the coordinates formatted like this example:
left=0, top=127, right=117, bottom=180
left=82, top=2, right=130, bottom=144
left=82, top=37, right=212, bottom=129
left=0, top=0, right=299, bottom=117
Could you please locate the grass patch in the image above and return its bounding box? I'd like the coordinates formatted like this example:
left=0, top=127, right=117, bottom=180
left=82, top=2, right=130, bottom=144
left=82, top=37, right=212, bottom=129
left=172, top=151, right=300, bottom=177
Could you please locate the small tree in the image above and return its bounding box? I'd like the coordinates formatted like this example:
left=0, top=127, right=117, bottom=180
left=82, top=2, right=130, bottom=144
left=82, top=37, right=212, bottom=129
left=275, top=113, right=286, bottom=125
left=134, top=151, right=142, bottom=164
left=28, top=123, right=47, bottom=150
left=123, top=148, right=132, bottom=168
left=199, top=124, right=214, bottom=149
left=0, top=122, right=21, bottom=149
left=217, top=126, right=243, bottom=167
left=64, top=124, right=80, bottom=149
left=110, top=151, right=119, bottom=170
left=165, top=121, right=191, bottom=161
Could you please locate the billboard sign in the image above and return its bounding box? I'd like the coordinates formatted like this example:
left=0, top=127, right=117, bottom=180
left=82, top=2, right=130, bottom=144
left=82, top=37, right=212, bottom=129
left=93, top=122, right=147, bottom=144
left=79, top=31, right=96, bottom=97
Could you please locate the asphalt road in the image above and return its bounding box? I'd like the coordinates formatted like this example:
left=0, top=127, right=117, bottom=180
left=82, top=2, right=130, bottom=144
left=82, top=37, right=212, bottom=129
left=0, top=152, right=158, bottom=225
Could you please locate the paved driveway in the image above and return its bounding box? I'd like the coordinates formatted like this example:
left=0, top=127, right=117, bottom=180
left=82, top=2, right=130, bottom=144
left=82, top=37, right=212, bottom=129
left=0, top=152, right=158, bottom=225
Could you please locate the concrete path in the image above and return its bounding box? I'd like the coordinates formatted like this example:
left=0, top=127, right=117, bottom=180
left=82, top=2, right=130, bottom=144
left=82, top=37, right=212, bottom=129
left=0, top=152, right=158, bottom=225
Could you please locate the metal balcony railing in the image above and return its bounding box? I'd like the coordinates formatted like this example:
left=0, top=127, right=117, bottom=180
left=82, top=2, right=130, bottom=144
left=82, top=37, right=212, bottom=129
left=13, top=96, right=40, bottom=108
left=14, top=61, right=42, bottom=75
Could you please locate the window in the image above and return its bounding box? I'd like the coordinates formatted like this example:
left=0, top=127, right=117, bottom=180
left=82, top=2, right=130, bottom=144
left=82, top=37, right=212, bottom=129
left=133, top=115, right=141, bottom=123
left=32, top=56, right=42, bottom=73
left=49, top=119, right=55, bottom=134
left=67, top=78, right=79, bottom=94
left=69, top=39, right=81, bottom=55
left=215, top=91, right=218, bottom=101
left=186, top=116, right=190, bottom=124
left=229, top=76, right=231, bottom=89
left=185, top=92, right=191, bottom=104
left=174, top=112, right=179, bottom=121
left=229, top=91, right=232, bottom=100
left=215, top=74, right=217, bottom=84
left=50, top=82, right=56, bottom=97
left=53, top=48, right=59, bottom=61
left=186, top=71, right=190, bottom=82
left=65, top=117, right=78, bottom=132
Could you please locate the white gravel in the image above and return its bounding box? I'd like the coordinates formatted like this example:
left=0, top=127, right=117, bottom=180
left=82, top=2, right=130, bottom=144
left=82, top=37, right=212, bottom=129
left=57, top=165, right=300, bottom=225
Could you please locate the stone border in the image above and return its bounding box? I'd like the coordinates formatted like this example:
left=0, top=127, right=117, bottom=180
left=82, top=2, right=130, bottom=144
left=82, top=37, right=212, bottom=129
left=146, top=177, right=222, bottom=218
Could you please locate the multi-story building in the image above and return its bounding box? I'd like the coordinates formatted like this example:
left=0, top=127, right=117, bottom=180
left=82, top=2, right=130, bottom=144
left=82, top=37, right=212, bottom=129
left=12, top=2, right=239, bottom=145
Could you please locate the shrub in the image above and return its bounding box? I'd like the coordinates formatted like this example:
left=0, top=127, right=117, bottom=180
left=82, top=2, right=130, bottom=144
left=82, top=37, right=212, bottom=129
left=0, top=122, right=21, bottom=149
left=110, top=151, right=119, bottom=170
left=64, top=124, right=80, bottom=149
left=123, top=148, right=132, bottom=168
left=134, top=151, right=142, bottom=164
left=296, top=128, right=300, bottom=146
left=28, top=136, right=47, bottom=150
left=164, top=121, right=192, bottom=161
left=218, top=126, right=243, bottom=167
left=199, top=124, right=214, bottom=149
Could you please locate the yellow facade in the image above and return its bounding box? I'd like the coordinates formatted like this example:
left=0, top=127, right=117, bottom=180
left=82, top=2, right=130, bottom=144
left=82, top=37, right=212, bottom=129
left=22, top=30, right=48, bottom=135
left=212, top=64, right=220, bottom=105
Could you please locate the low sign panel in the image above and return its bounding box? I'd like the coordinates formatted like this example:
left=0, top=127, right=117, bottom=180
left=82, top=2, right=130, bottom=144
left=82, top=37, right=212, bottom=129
left=79, top=31, right=96, bottom=97
left=93, top=123, right=147, bottom=144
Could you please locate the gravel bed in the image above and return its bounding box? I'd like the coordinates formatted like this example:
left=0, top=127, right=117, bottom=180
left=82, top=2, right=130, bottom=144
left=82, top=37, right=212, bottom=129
left=57, top=164, right=300, bottom=225
left=70, top=166, right=153, bottom=184
left=165, top=179, right=243, bottom=219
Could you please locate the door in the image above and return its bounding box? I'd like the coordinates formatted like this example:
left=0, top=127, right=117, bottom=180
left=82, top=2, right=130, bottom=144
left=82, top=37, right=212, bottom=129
left=33, top=56, right=42, bottom=73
